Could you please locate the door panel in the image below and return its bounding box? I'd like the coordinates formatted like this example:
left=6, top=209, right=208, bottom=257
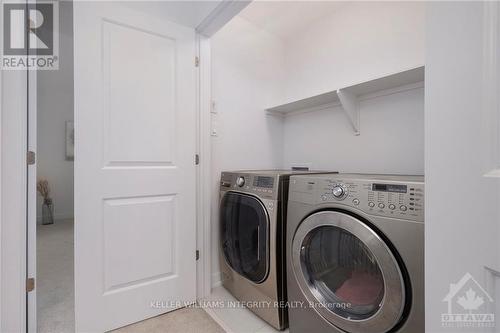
left=103, top=20, right=176, bottom=166
left=103, top=195, right=176, bottom=292
left=220, top=192, right=269, bottom=283
left=74, top=2, right=196, bottom=331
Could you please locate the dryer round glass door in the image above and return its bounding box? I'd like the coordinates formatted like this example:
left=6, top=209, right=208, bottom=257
left=220, top=192, right=269, bottom=283
left=291, top=211, right=406, bottom=333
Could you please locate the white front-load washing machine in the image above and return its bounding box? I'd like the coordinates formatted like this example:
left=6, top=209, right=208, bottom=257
left=286, top=174, right=424, bottom=333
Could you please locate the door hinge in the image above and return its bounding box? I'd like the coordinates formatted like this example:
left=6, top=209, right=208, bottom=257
left=195, top=154, right=200, bottom=165
left=196, top=250, right=200, bottom=261
left=26, top=278, right=35, bottom=292
left=27, top=151, right=36, bottom=165
left=195, top=56, right=200, bottom=67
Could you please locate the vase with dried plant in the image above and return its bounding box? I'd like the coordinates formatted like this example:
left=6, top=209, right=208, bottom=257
left=37, top=178, right=54, bottom=225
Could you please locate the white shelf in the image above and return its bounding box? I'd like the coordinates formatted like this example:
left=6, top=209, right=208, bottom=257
left=265, top=66, right=425, bottom=135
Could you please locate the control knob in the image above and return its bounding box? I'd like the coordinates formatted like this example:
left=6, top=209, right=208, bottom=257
left=236, top=176, right=245, bottom=187
left=332, top=185, right=347, bottom=199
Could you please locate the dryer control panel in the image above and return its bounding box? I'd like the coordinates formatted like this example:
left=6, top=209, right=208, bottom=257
left=220, top=172, right=278, bottom=200
left=290, top=174, right=424, bottom=222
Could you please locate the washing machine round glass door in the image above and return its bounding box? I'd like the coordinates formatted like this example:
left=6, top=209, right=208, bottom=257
left=220, top=192, right=269, bottom=283
left=291, top=211, right=406, bottom=333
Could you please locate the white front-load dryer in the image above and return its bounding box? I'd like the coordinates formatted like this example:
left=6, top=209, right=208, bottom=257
left=286, top=174, right=424, bottom=333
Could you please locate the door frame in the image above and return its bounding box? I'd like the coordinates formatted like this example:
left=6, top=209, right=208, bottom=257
left=27, top=61, right=37, bottom=333
left=194, top=0, right=252, bottom=300
left=0, top=40, right=30, bottom=333
left=0, top=32, right=37, bottom=333
left=196, top=34, right=213, bottom=300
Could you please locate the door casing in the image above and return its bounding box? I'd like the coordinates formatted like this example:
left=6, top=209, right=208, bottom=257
left=0, top=43, right=30, bottom=333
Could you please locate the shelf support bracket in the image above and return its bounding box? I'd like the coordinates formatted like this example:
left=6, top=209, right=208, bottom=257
left=337, top=88, right=360, bottom=135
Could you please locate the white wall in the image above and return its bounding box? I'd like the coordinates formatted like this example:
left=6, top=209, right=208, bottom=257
left=283, top=1, right=425, bottom=102
left=282, top=87, right=424, bottom=174
left=210, top=2, right=426, bottom=286
left=426, top=2, right=499, bottom=332
left=37, top=1, right=74, bottom=221
left=281, top=1, right=425, bottom=174
left=210, top=16, right=285, bottom=284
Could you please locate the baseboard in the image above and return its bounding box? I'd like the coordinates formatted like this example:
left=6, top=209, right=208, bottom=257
left=203, top=305, right=234, bottom=333
left=212, top=271, right=222, bottom=288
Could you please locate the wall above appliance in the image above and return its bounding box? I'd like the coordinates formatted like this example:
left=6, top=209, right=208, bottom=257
left=265, top=66, right=424, bottom=135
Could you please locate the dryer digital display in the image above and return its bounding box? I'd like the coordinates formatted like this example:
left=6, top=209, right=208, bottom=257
left=372, top=183, right=407, bottom=193
left=253, top=176, right=274, bottom=188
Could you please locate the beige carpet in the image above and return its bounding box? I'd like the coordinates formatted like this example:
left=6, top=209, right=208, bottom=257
left=37, top=218, right=75, bottom=333
left=112, top=307, right=225, bottom=333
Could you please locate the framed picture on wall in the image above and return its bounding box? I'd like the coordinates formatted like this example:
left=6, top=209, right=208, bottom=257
left=66, top=121, right=74, bottom=161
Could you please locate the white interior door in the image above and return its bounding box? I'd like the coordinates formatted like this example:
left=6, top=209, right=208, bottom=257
left=74, top=2, right=197, bottom=331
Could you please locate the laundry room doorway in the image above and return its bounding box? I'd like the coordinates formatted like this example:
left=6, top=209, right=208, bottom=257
left=34, top=2, right=75, bottom=332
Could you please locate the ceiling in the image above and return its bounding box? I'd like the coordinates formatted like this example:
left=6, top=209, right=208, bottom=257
left=122, top=1, right=223, bottom=29
left=238, top=1, right=348, bottom=41
left=121, top=1, right=347, bottom=39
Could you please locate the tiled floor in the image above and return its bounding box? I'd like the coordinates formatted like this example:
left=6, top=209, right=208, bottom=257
left=202, top=286, right=288, bottom=333
left=37, top=218, right=75, bottom=333
left=112, top=307, right=225, bottom=333
left=112, top=286, right=285, bottom=333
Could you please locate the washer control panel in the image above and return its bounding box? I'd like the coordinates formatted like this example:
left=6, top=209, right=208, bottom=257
left=292, top=175, right=424, bottom=222
left=331, top=183, right=348, bottom=200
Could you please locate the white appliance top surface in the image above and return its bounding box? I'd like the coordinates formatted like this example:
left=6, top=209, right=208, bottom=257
left=227, top=169, right=337, bottom=176
left=295, top=173, right=424, bottom=183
